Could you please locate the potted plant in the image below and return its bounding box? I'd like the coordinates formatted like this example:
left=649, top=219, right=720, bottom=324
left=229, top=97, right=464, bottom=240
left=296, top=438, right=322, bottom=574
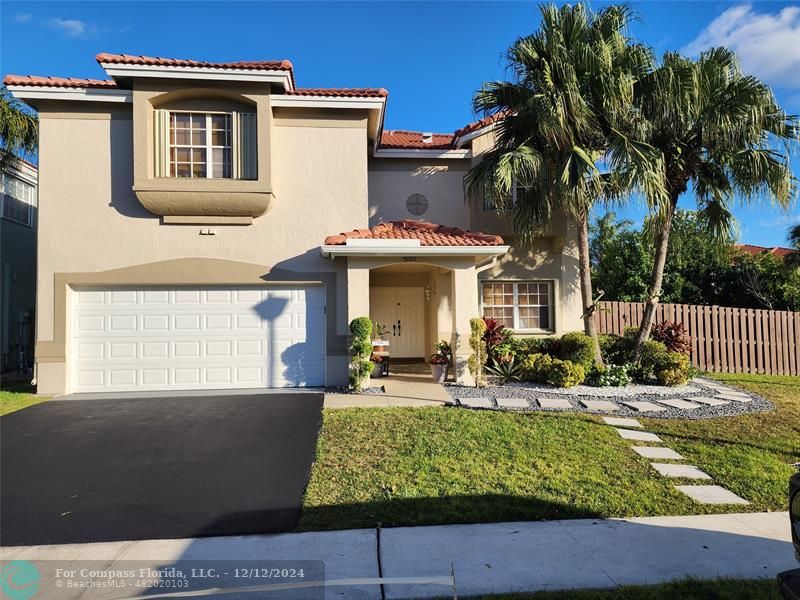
left=372, top=322, right=389, bottom=343
left=429, top=340, right=452, bottom=383
left=371, top=354, right=387, bottom=378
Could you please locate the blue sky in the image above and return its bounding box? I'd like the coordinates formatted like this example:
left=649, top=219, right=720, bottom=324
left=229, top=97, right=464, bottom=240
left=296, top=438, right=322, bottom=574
left=2, top=1, right=800, bottom=246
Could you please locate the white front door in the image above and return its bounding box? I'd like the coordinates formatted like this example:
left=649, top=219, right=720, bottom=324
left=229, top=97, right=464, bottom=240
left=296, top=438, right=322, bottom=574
left=369, top=287, right=425, bottom=358
left=70, top=286, right=326, bottom=393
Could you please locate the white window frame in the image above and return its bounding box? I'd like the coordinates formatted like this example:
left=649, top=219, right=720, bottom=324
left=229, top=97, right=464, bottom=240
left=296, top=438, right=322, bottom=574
left=168, top=110, right=232, bottom=179
left=1, top=172, right=36, bottom=227
left=480, top=280, right=554, bottom=333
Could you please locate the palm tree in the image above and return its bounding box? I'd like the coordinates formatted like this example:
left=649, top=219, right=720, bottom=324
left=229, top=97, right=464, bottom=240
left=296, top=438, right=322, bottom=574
left=0, top=85, right=38, bottom=165
left=465, top=3, right=665, bottom=365
left=632, top=48, right=798, bottom=353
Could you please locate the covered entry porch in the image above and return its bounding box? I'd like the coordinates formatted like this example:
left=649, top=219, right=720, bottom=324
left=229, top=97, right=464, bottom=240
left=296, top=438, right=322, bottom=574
left=321, top=220, right=509, bottom=385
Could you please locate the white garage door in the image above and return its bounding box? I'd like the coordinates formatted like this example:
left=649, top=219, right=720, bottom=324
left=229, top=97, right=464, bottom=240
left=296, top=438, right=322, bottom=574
left=70, top=286, right=326, bottom=393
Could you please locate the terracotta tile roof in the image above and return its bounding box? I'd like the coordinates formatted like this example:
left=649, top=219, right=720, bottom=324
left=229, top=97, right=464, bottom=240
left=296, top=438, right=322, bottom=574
left=95, top=53, right=293, bottom=72
left=287, top=87, right=388, bottom=98
left=736, top=243, right=796, bottom=258
left=380, top=130, right=457, bottom=150
left=454, top=111, right=510, bottom=138
left=3, top=74, right=118, bottom=88
left=324, top=220, right=504, bottom=246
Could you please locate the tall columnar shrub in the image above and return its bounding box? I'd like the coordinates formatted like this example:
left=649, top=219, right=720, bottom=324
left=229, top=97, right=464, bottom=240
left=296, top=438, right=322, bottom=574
left=349, top=316, right=373, bottom=392
left=467, top=317, right=487, bottom=387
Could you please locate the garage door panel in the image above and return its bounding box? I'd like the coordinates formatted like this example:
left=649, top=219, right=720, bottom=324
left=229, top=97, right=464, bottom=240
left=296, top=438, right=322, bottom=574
left=71, top=286, right=325, bottom=392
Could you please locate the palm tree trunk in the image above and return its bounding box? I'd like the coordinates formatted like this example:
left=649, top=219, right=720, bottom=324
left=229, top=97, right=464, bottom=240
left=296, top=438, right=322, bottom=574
left=576, top=211, right=604, bottom=367
left=634, top=192, right=680, bottom=355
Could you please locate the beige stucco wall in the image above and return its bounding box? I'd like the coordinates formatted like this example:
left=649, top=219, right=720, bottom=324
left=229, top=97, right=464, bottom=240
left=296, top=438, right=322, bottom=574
left=367, top=158, right=470, bottom=228
left=34, top=102, right=369, bottom=393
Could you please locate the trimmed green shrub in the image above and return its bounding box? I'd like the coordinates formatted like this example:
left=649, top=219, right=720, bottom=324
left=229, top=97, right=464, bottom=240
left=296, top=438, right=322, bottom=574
left=655, top=351, right=691, bottom=386
left=631, top=339, right=669, bottom=381
left=349, top=316, right=373, bottom=392
left=519, top=353, right=585, bottom=387
left=511, top=336, right=560, bottom=358
left=543, top=358, right=585, bottom=388
left=598, top=333, right=635, bottom=365
left=468, top=317, right=488, bottom=387
left=559, top=331, right=595, bottom=371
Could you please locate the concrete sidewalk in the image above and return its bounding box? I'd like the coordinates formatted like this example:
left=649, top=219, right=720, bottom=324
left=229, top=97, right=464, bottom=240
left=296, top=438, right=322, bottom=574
left=325, top=369, right=452, bottom=409
left=1, top=512, right=793, bottom=599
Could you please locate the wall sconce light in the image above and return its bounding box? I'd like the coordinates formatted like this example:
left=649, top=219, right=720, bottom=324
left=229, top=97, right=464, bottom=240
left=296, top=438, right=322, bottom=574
left=424, top=286, right=433, bottom=302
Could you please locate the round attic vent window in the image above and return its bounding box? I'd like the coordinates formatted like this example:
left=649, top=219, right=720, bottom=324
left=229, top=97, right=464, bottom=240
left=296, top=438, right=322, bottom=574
left=406, top=193, right=429, bottom=216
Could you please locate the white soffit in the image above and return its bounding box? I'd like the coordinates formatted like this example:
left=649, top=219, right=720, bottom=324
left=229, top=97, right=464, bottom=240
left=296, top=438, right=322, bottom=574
left=100, top=63, right=294, bottom=90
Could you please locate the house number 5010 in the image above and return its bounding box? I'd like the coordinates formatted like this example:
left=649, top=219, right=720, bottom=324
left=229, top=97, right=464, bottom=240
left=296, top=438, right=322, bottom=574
left=402, top=256, right=417, bottom=262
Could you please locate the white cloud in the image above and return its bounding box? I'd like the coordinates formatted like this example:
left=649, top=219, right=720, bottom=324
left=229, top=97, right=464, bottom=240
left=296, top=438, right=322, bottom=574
left=682, top=4, right=800, bottom=90
left=49, top=18, right=90, bottom=38
left=14, top=13, right=32, bottom=23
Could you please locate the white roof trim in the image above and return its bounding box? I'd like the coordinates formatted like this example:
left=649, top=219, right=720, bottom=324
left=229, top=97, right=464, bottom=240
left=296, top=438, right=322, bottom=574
left=373, top=148, right=471, bottom=159
left=6, top=85, right=132, bottom=103
left=100, top=63, right=294, bottom=90
left=270, top=95, right=385, bottom=110
left=346, top=238, right=420, bottom=247
left=321, top=245, right=510, bottom=258
left=454, top=123, right=496, bottom=148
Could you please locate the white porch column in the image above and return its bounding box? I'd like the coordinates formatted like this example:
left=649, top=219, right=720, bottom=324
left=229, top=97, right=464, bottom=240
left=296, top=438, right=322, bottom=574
left=346, top=259, right=370, bottom=324
left=450, top=264, right=479, bottom=386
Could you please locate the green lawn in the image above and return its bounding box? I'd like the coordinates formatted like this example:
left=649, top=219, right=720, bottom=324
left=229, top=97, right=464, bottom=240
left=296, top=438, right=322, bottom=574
left=0, top=381, right=44, bottom=416
left=299, top=373, right=799, bottom=531
left=477, top=578, right=781, bottom=599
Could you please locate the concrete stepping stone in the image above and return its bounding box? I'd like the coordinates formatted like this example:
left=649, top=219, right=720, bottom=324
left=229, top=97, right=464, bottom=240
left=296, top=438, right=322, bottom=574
left=658, top=398, right=701, bottom=410
left=496, top=397, right=530, bottom=409
left=580, top=399, right=619, bottom=412
left=632, top=446, right=684, bottom=460
left=687, top=396, right=730, bottom=407
left=458, top=398, right=493, bottom=409
left=537, top=398, right=573, bottom=410
left=650, top=463, right=711, bottom=479
left=717, top=393, right=751, bottom=403
left=602, top=417, right=642, bottom=428
left=675, top=485, right=749, bottom=505
left=620, top=401, right=666, bottom=413
left=615, top=428, right=662, bottom=442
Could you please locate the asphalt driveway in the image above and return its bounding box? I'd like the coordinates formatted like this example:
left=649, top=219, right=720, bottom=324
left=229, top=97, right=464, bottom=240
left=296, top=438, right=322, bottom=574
left=1, top=392, right=323, bottom=546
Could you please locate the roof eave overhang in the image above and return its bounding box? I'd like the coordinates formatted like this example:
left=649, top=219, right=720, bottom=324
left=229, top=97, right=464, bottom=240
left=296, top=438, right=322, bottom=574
left=320, top=245, right=510, bottom=258
left=99, top=63, right=295, bottom=91
left=6, top=85, right=132, bottom=104
left=454, top=123, right=496, bottom=149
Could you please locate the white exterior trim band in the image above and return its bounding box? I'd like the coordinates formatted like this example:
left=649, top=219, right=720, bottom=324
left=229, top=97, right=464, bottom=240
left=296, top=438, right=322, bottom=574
left=100, top=64, right=294, bottom=90
left=6, top=86, right=133, bottom=103
left=321, top=245, right=510, bottom=258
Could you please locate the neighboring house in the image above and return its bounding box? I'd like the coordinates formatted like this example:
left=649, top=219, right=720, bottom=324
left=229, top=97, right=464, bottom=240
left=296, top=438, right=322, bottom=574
left=735, top=244, right=796, bottom=260
left=0, top=158, right=37, bottom=375
left=5, top=53, right=582, bottom=396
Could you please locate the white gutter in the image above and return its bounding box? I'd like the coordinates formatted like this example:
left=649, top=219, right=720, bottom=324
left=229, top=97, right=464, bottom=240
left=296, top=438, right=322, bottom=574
left=270, top=95, right=385, bottom=111
left=373, top=148, right=471, bottom=159
left=100, top=63, right=294, bottom=91
left=321, top=245, right=510, bottom=258
left=6, top=85, right=132, bottom=103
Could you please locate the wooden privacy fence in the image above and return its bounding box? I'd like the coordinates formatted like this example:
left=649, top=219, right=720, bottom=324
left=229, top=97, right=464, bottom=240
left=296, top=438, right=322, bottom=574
left=594, top=301, right=800, bottom=376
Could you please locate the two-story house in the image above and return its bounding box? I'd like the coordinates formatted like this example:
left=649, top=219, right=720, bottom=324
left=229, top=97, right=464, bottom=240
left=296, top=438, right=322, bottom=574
left=1, top=158, right=38, bottom=375
left=5, top=53, right=582, bottom=396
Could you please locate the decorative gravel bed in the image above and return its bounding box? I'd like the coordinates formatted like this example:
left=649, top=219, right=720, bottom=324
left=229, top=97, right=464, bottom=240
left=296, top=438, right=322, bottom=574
left=445, top=377, right=774, bottom=419
left=325, top=385, right=385, bottom=395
